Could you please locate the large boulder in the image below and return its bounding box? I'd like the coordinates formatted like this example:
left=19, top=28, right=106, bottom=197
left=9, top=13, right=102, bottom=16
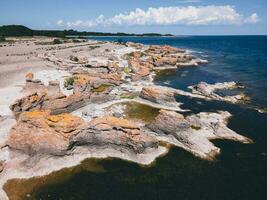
left=128, top=59, right=153, bottom=80
left=72, top=116, right=158, bottom=153
left=140, top=86, right=178, bottom=107
left=7, top=110, right=84, bottom=155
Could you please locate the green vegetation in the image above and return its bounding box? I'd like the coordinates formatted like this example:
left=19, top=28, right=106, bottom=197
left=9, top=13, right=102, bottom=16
left=0, top=35, right=6, bottom=42
left=35, top=38, right=64, bottom=45
left=88, top=45, right=100, bottom=50
left=69, top=55, right=79, bottom=62
left=119, top=93, right=136, bottom=99
left=123, top=67, right=131, bottom=75
left=53, top=38, right=62, bottom=44
left=0, top=25, right=174, bottom=37
left=91, top=84, right=113, bottom=93
left=64, top=76, right=78, bottom=88
left=190, top=125, right=202, bottom=130
left=126, top=51, right=147, bottom=59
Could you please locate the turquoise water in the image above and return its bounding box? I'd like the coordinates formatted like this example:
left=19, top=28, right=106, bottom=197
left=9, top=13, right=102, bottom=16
left=29, top=36, right=267, bottom=200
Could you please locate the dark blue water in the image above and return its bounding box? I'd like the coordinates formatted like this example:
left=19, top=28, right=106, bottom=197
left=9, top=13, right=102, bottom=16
left=17, top=36, right=267, bottom=200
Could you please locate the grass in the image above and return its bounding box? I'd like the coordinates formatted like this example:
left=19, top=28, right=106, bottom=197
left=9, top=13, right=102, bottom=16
left=119, top=93, right=136, bottom=99
left=69, top=55, right=79, bottom=62
left=34, top=38, right=64, bottom=45
left=91, top=84, right=113, bottom=93
left=0, top=36, right=6, bottom=42
left=123, top=67, right=131, bottom=75
left=88, top=45, right=100, bottom=50
left=64, top=76, right=78, bottom=88
left=190, top=125, right=202, bottom=130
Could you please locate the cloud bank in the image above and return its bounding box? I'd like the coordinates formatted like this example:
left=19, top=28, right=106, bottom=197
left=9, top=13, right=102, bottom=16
left=57, top=5, right=259, bottom=28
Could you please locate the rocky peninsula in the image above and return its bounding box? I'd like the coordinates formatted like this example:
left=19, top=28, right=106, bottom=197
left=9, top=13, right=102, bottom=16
left=0, top=37, right=252, bottom=200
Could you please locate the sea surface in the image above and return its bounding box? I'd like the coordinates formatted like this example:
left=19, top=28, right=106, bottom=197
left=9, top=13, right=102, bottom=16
left=11, top=36, right=267, bottom=200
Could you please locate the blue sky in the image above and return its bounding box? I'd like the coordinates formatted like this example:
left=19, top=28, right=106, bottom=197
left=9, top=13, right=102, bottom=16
left=0, top=0, right=266, bottom=35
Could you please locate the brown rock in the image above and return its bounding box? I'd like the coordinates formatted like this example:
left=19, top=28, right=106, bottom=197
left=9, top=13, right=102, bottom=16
left=147, top=45, right=185, bottom=55
left=25, top=72, right=34, bottom=82
left=153, top=56, right=178, bottom=67
left=72, top=116, right=158, bottom=153
left=148, top=110, right=188, bottom=134
left=8, top=110, right=84, bottom=155
left=128, top=59, right=153, bottom=80
left=140, top=86, right=178, bottom=107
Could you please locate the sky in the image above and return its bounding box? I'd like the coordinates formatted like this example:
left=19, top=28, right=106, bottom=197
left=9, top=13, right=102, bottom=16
left=0, top=0, right=266, bottom=35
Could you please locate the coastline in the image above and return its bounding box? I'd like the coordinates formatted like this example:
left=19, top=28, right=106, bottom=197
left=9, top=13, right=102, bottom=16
left=0, top=36, right=254, bottom=200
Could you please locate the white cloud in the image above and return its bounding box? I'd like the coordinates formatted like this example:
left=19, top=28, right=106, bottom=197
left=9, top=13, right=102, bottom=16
left=57, top=5, right=260, bottom=28
left=244, top=13, right=260, bottom=24
left=56, top=19, right=64, bottom=26
left=176, top=0, right=202, bottom=3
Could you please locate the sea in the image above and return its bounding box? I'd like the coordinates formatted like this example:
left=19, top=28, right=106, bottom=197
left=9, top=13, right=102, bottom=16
left=11, top=36, right=267, bottom=200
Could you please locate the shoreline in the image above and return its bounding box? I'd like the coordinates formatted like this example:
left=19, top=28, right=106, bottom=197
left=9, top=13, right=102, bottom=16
left=0, top=37, right=254, bottom=200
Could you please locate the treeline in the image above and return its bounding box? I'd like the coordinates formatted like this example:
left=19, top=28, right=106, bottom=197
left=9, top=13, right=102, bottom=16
left=0, top=25, right=173, bottom=37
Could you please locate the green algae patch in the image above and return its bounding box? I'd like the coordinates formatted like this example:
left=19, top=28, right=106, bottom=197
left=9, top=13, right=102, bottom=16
left=123, top=102, right=160, bottom=123
left=190, top=125, right=202, bottom=130
left=3, top=158, right=105, bottom=200
left=64, top=75, right=78, bottom=88
left=155, top=69, right=176, bottom=77
left=119, top=93, right=136, bottom=99
left=91, top=83, right=113, bottom=93
left=123, top=67, right=131, bottom=75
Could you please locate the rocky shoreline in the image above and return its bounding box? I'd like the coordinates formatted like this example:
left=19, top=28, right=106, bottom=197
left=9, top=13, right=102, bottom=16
left=0, top=37, right=252, bottom=200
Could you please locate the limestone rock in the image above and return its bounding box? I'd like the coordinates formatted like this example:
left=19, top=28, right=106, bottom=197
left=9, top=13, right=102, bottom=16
left=72, top=116, right=158, bottom=154
left=140, top=86, right=178, bottom=107
left=147, top=110, right=252, bottom=159
left=7, top=110, right=84, bottom=155
left=147, top=45, right=185, bottom=55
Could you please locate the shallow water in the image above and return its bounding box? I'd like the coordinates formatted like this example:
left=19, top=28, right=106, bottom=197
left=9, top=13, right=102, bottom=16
left=6, top=36, right=267, bottom=200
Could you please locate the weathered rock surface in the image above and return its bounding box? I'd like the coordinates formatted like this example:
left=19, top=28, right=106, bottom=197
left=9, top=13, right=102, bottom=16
left=128, top=59, right=153, bottom=80
left=146, top=45, right=185, bottom=55
left=10, top=74, right=116, bottom=117
left=72, top=116, right=158, bottom=154
left=188, top=81, right=249, bottom=103
left=147, top=110, right=252, bottom=159
left=140, top=86, right=179, bottom=107
left=7, top=110, right=84, bottom=155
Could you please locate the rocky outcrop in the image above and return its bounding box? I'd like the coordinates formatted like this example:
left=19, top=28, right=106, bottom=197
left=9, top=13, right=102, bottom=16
left=146, top=45, right=185, bottom=55
left=10, top=74, right=116, bottom=117
left=11, top=88, right=113, bottom=117
left=72, top=74, right=120, bottom=94
left=7, top=111, right=158, bottom=156
left=72, top=116, right=158, bottom=154
left=147, top=110, right=252, bottom=159
left=188, top=81, right=249, bottom=103
left=128, top=59, right=153, bottom=80
left=7, top=110, right=84, bottom=155
left=140, top=86, right=179, bottom=107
